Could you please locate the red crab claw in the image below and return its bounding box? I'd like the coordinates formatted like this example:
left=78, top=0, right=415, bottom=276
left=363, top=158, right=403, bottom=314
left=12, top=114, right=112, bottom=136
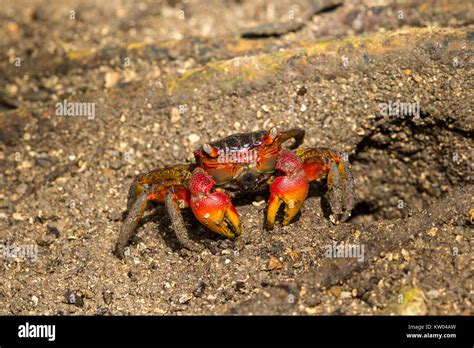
left=190, top=168, right=241, bottom=238
left=267, top=149, right=309, bottom=229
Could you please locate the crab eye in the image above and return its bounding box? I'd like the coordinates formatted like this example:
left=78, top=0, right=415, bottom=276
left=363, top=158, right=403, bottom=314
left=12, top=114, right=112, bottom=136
left=264, top=127, right=278, bottom=145
left=203, top=143, right=218, bottom=158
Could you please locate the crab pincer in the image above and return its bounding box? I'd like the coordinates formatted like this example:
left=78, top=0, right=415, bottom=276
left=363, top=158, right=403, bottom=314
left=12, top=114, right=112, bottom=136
left=266, top=149, right=309, bottom=229
left=190, top=168, right=241, bottom=238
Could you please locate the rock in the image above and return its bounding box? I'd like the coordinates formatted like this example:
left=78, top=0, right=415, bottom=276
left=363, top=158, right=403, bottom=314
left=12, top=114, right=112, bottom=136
left=123, top=69, right=137, bottom=83
left=83, top=290, right=94, bottom=299
left=6, top=22, right=19, bottom=34
left=401, top=249, right=410, bottom=261
left=35, top=157, right=52, bottom=167
left=37, top=234, right=55, bottom=246
left=193, top=282, right=207, bottom=298
left=108, top=211, right=122, bottom=221
left=15, top=183, right=28, bottom=195
left=287, top=251, right=299, bottom=263
left=267, top=256, right=284, bottom=271
left=103, top=290, right=113, bottom=305
left=46, top=224, right=60, bottom=238
left=188, top=133, right=200, bottom=144
left=171, top=107, right=180, bottom=123
left=105, top=72, right=120, bottom=88
left=13, top=212, right=25, bottom=221
left=252, top=200, right=265, bottom=207
left=37, top=199, right=55, bottom=219
left=5, top=84, right=18, bottom=97
left=96, top=307, right=108, bottom=315
left=426, top=289, right=440, bottom=299
left=426, top=227, right=438, bottom=237
left=234, top=282, right=245, bottom=292
left=31, top=295, right=39, bottom=306
left=207, top=294, right=217, bottom=301
left=178, top=293, right=193, bottom=304
left=340, top=291, right=352, bottom=299
left=109, top=158, right=122, bottom=170
left=65, top=290, right=85, bottom=307
left=297, top=86, right=307, bottom=96
left=329, top=286, right=342, bottom=298
left=305, top=306, right=320, bottom=315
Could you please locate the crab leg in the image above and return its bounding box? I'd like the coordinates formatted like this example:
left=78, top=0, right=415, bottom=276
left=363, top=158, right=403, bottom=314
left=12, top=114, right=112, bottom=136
left=295, top=147, right=354, bottom=222
left=190, top=168, right=241, bottom=238
left=164, top=189, right=204, bottom=252
left=114, top=164, right=194, bottom=258
left=266, top=149, right=309, bottom=229
left=115, top=189, right=149, bottom=258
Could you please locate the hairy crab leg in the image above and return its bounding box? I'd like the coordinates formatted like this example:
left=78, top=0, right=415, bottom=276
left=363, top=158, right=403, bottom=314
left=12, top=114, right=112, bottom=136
left=165, top=189, right=204, bottom=252
left=115, top=190, right=148, bottom=258
left=295, top=147, right=354, bottom=222
left=114, top=164, right=194, bottom=258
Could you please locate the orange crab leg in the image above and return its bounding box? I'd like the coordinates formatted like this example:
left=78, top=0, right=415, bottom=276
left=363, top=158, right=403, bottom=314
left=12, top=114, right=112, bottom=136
left=266, top=149, right=309, bottom=229
left=190, top=168, right=241, bottom=238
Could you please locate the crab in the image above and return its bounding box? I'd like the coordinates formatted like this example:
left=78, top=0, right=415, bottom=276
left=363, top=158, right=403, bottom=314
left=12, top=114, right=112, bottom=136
left=115, top=128, right=354, bottom=258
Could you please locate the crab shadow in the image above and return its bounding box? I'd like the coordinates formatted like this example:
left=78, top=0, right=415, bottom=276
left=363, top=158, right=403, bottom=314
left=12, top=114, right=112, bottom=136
left=127, top=182, right=333, bottom=255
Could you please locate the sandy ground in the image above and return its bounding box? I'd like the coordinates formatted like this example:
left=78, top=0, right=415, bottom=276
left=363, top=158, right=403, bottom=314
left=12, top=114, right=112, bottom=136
left=0, top=0, right=473, bottom=315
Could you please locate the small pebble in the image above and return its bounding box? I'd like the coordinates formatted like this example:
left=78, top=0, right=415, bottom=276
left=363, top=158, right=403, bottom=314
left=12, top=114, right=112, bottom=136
left=171, top=107, right=180, bottom=123
left=65, top=290, right=84, bottom=307
left=188, top=133, right=200, bottom=144
left=108, top=211, right=122, bottom=221
left=427, top=289, right=440, bottom=299
left=13, top=212, right=25, bottom=221
left=104, top=72, right=120, bottom=88
left=109, top=158, right=122, bottom=170
left=47, top=224, right=60, bottom=238
left=340, top=291, right=352, bottom=299
left=31, top=295, right=39, bottom=306
left=329, top=286, right=342, bottom=298
left=16, top=183, right=28, bottom=195
left=297, top=86, right=307, bottom=96
left=178, top=294, right=193, bottom=304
